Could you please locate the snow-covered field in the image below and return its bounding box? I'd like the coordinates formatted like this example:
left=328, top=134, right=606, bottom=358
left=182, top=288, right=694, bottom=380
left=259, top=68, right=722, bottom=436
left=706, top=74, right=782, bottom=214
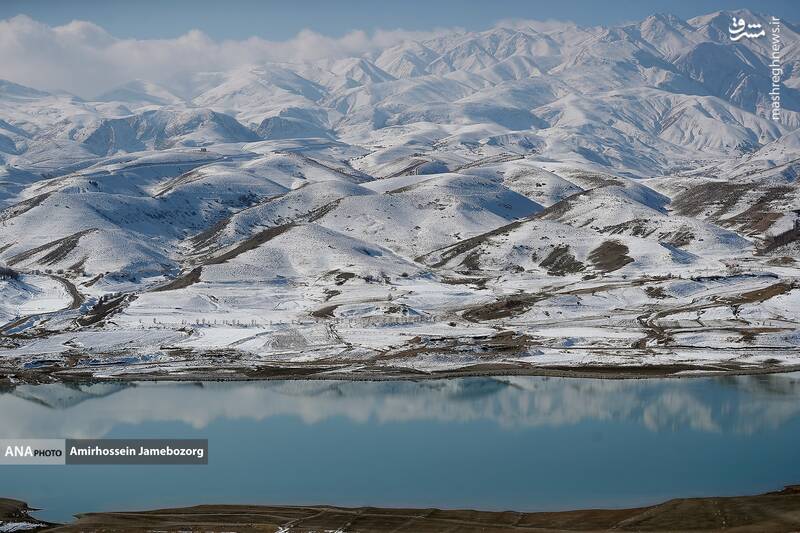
left=1, top=9, right=799, bottom=380
left=0, top=275, right=73, bottom=324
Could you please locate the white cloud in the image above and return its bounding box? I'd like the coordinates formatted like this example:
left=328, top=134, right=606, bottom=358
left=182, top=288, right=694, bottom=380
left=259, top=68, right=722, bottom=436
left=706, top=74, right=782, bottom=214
left=0, top=15, right=451, bottom=97
left=492, top=17, right=580, bottom=32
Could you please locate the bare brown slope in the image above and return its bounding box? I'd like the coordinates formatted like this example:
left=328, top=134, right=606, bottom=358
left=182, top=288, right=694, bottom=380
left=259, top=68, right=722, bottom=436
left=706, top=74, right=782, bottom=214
left=32, top=485, right=800, bottom=532
left=0, top=497, right=52, bottom=531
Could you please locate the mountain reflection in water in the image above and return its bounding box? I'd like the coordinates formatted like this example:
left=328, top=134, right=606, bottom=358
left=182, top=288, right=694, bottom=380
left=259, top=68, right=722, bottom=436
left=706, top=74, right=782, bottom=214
left=2, top=373, right=800, bottom=438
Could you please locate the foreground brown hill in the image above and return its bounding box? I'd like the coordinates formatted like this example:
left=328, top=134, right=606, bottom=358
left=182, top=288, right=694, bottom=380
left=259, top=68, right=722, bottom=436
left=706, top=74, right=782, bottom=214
left=5, top=486, right=800, bottom=532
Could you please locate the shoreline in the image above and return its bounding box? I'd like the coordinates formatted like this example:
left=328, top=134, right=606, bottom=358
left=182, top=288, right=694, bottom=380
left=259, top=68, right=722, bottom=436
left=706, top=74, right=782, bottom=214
left=4, top=485, right=800, bottom=532
left=3, top=361, right=800, bottom=387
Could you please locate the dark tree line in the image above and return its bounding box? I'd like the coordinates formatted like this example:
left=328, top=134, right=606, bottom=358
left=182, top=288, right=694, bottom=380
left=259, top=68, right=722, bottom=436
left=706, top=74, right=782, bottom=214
left=0, top=265, right=19, bottom=280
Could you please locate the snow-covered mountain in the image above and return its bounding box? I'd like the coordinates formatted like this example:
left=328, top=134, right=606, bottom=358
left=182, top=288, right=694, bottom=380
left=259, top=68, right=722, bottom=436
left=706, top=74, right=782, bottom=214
left=1, top=10, right=800, bottom=379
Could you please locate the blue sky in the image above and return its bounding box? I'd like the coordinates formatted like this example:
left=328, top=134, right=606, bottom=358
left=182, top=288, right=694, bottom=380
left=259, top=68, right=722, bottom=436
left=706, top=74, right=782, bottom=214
left=1, top=0, right=798, bottom=40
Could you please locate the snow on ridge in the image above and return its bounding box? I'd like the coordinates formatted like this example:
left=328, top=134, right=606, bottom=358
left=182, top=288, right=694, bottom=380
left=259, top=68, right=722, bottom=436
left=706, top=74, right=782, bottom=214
left=0, top=11, right=799, bottom=375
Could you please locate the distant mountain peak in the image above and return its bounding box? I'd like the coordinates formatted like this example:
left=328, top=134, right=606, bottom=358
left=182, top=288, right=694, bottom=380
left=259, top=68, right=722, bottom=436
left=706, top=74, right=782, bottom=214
left=0, top=79, right=51, bottom=99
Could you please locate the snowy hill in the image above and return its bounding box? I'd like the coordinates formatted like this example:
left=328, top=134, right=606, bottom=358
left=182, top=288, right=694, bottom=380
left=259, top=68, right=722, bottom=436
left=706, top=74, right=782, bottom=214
left=96, top=80, right=185, bottom=108
left=1, top=10, right=800, bottom=379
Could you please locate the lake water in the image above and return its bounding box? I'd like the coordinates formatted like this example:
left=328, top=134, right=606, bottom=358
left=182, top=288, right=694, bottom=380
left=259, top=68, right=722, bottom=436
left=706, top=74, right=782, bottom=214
left=2, top=373, right=800, bottom=524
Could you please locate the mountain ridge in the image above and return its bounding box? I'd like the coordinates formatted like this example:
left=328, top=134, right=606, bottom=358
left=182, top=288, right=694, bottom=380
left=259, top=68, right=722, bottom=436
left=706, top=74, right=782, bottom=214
left=1, top=10, right=799, bottom=378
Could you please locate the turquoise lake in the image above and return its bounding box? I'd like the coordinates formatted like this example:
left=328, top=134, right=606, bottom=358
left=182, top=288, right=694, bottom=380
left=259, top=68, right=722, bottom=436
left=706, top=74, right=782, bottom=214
left=1, top=373, right=800, bottom=523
